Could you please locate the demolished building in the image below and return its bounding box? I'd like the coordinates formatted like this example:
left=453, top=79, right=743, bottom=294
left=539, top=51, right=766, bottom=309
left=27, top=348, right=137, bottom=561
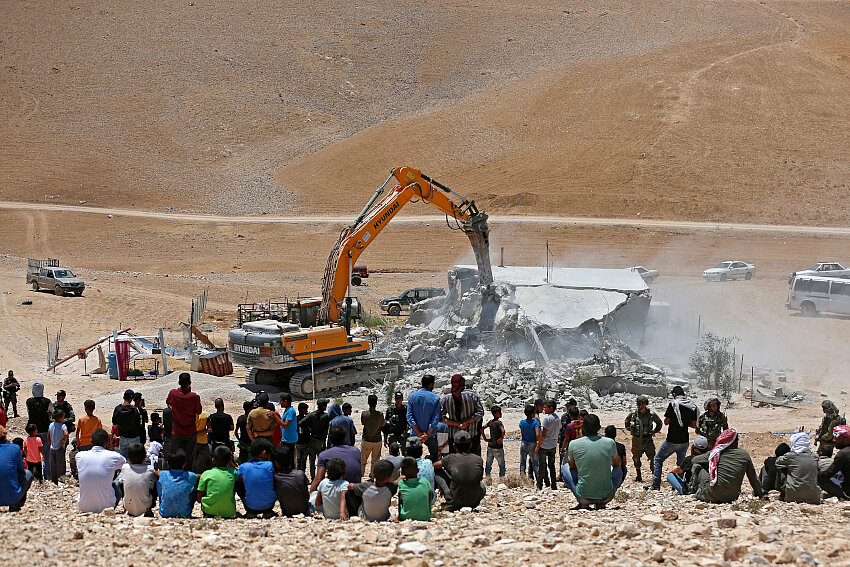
left=373, top=265, right=667, bottom=411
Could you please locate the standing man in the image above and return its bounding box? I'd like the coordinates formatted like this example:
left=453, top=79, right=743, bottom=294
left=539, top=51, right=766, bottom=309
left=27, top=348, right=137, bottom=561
left=535, top=400, right=560, bottom=491
left=440, top=374, right=485, bottom=455
left=295, top=402, right=311, bottom=472
left=384, top=392, right=409, bottom=454
left=277, top=393, right=298, bottom=468
left=3, top=371, right=20, bottom=418
left=360, top=394, right=385, bottom=481
left=624, top=395, right=662, bottom=482
left=112, top=389, right=142, bottom=458
left=165, top=373, right=202, bottom=470
left=651, top=386, right=698, bottom=491
left=207, top=398, right=235, bottom=450
left=407, top=375, right=442, bottom=459
left=697, top=398, right=728, bottom=448
left=304, top=399, right=330, bottom=479
left=54, top=390, right=76, bottom=443
left=26, top=381, right=53, bottom=478
left=132, top=393, right=148, bottom=445
left=329, top=402, right=356, bottom=446
left=816, top=400, right=845, bottom=453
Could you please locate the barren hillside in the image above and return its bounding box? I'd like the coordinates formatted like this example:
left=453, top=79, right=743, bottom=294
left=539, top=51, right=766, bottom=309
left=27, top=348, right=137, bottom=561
left=1, top=1, right=848, bottom=223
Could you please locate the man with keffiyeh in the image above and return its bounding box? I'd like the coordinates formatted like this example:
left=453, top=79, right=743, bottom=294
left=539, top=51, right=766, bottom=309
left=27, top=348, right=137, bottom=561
left=690, top=428, right=763, bottom=503
left=650, top=386, right=698, bottom=490
left=775, top=432, right=820, bottom=504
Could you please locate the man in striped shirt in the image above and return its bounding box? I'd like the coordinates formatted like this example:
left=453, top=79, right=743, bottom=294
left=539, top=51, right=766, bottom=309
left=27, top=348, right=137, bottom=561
left=440, top=374, right=485, bottom=455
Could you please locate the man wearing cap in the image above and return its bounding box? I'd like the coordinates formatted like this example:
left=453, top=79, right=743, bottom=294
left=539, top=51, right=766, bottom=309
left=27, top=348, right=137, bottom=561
left=407, top=375, right=442, bottom=459
left=112, top=389, right=142, bottom=458
left=166, top=373, right=202, bottom=470
left=434, top=430, right=485, bottom=510
left=816, top=400, right=844, bottom=453
left=26, top=381, right=53, bottom=477
left=666, top=436, right=708, bottom=494
left=818, top=425, right=850, bottom=499
left=384, top=392, right=409, bottom=454
left=690, top=428, right=762, bottom=503
left=3, top=370, right=20, bottom=418
left=651, top=386, right=698, bottom=490
left=55, top=390, right=76, bottom=439
left=625, top=395, right=662, bottom=482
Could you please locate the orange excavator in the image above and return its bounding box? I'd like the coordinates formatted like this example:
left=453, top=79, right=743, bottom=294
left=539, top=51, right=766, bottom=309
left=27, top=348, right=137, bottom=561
left=227, top=166, right=493, bottom=397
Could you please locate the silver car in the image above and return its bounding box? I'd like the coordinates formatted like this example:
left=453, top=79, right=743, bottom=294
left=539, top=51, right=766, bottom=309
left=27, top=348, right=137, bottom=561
left=703, top=261, right=755, bottom=282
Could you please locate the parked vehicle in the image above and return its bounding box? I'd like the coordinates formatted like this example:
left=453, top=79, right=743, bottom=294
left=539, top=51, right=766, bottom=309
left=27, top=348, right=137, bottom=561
left=703, top=261, right=755, bottom=282
left=629, top=266, right=659, bottom=284
left=26, top=258, right=85, bottom=296
left=787, top=275, right=850, bottom=317
left=379, top=287, right=446, bottom=316
left=351, top=264, right=369, bottom=286
left=789, top=262, right=850, bottom=284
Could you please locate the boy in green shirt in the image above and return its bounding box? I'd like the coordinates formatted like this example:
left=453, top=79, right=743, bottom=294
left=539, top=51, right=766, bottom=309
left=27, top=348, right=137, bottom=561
left=397, top=457, right=433, bottom=521
left=197, top=445, right=237, bottom=518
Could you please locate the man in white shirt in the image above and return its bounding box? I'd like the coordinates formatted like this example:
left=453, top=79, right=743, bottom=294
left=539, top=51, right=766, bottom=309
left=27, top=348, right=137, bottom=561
left=76, top=428, right=126, bottom=513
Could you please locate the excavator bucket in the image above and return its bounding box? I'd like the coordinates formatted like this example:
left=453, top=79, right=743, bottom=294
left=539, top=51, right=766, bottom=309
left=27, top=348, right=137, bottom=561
left=463, top=211, right=493, bottom=286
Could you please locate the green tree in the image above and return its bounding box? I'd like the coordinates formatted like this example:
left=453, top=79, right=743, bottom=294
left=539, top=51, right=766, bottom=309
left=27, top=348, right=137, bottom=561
left=571, top=368, right=599, bottom=409
left=689, top=332, right=736, bottom=397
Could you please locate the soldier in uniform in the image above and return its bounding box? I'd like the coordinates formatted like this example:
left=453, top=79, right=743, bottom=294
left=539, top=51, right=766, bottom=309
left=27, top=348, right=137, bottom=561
left=3, top=370, right=20, bottom=418
left=816, top=400, right=845, bottom=452
left=384, top=391, right=409, bottom=454
left=697, top=398, right=729, bottom=448
left=624, top=395, right=662, bottom=482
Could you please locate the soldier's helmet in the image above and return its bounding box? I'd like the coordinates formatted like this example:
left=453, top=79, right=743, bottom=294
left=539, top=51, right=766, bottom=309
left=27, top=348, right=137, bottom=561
left=636, top=395, right=649, bottom=405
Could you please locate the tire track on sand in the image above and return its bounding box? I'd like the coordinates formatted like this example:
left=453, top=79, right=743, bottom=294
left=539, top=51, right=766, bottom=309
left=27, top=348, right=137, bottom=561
left=1, top=200, right=849, bottom=237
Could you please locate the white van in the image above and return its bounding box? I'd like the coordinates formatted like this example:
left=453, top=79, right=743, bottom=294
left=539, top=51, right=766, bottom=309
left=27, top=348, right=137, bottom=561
left=787, top=275, right=850, bottom=317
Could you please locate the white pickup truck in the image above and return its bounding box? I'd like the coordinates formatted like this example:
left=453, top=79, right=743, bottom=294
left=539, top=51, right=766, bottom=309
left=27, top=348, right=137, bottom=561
left=629, top=266, right=659, bottom=284
left=27, top=258, right=86, bottom=296
left=789, top=262, right=850, bottom=283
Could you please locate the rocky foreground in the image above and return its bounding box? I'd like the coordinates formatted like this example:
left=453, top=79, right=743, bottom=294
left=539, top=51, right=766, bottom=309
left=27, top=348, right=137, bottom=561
left=3, top=475, right=849, bottom=567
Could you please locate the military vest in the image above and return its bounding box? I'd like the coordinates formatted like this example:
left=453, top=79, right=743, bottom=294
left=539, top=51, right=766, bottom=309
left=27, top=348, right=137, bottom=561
left=628, top=411, right=656, bottom=438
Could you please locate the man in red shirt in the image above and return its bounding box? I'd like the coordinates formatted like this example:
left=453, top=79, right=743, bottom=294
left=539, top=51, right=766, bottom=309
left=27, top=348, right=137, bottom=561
left=165, top=373, right=201, bottom=470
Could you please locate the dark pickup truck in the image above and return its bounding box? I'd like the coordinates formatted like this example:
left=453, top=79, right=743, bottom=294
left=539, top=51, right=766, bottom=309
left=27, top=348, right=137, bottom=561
left=379, top=287, right=445, bottom=316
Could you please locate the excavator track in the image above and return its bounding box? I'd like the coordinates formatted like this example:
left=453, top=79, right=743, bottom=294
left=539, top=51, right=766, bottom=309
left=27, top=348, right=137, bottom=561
left=288, top=357, right=403, bottom=399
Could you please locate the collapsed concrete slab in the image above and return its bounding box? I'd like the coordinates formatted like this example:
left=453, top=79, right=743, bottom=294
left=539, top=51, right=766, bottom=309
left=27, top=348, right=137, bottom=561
left=372, top=265, right=669, bottom=411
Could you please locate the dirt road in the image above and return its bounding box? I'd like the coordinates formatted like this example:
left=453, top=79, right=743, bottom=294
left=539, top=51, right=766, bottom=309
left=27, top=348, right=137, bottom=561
left=2, top=200, right=849, bottom=237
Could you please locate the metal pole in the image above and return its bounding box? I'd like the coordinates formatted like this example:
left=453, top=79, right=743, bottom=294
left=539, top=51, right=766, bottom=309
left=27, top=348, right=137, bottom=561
left=500, top=246, right=504, bottom=267
left=697, top=315, right=701, bottom=338
left=311, top=352, right=316, bottom=403
left=158, top=328, right=168, bottom=377
left=751, top=367, right=754, bottom=406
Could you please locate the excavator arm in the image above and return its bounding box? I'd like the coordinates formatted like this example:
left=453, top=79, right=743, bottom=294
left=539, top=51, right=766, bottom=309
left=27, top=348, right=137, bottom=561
left=319, top=166, right=493, bottom=325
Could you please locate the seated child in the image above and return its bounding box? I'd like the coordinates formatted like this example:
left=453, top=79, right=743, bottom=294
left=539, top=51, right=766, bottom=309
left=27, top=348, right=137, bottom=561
left=315, top=457, right=348, bottom=519
left=156, top=449, right=197, bottom=518
left=345, top=459, right=397, bottom=522
left=117, top=443, right=156, bottom=517
left=272, top=444, right=310, bottom=517
left=397, top=457, right=434, bottom=521
left=196, top=445, right=237, bottom=518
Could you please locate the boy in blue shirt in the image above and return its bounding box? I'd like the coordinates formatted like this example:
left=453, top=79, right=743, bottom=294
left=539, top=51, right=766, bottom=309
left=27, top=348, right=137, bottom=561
left=519, top=404, right=540, bottom=480
left=236, top=438, right=276, bottom=517
left=47, top=409, right=68, bottom=484
left=156, top=449, right=196, bottom=518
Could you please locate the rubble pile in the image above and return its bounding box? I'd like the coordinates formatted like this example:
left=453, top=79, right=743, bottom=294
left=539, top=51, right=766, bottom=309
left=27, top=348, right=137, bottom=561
left=371, top=267, right=675, bottom=411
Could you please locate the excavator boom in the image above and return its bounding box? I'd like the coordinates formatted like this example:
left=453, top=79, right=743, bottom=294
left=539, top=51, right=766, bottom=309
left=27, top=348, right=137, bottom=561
left=319, top=167, right=493, bottom=324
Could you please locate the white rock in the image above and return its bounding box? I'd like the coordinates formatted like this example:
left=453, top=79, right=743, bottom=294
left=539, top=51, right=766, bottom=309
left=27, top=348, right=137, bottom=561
left=640, top=514, right=664, bottom=528
left=397, top=541, right=428, bottom=555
